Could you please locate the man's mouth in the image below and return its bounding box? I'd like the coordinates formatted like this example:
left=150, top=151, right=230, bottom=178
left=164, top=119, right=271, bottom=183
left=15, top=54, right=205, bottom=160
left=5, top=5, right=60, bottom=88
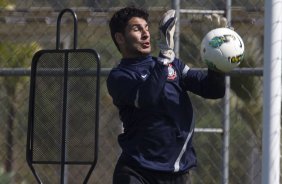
left=142, top=41, right=150, bottom=48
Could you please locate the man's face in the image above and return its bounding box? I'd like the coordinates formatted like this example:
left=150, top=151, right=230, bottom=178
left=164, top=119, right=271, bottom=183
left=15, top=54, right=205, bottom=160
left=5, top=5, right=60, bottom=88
left=117, top=17, right=151, bottom=58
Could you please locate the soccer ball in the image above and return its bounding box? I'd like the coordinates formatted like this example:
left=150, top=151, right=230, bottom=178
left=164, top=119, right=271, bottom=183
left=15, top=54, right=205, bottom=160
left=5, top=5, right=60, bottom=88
left=200, top=27, right=244, bottom=72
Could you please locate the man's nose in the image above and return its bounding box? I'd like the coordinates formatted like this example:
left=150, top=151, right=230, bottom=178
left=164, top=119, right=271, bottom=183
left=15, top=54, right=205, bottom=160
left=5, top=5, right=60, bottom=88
left=142, top=29, right=150, bottom=37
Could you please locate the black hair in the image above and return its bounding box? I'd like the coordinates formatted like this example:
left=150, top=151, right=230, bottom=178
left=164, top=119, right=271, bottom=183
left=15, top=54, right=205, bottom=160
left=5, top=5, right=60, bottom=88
left=109, top=6, right=149, bottom=51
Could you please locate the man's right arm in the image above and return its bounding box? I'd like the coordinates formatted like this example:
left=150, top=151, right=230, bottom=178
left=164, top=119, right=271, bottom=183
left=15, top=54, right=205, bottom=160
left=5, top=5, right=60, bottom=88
left=107, top=62, right=168, bottom=108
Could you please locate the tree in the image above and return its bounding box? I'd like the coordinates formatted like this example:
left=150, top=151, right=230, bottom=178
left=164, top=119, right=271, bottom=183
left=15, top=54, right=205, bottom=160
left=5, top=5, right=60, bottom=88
left=0, top=0, right=15, bottom=10
left=0, top=42, right=41, bottom=175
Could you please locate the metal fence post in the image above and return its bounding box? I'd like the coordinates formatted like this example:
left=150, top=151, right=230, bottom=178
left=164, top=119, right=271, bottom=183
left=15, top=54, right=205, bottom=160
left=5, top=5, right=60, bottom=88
left=222, top=0, right=232, bottom=184
left=262, top=0, right=282, bottom=183
left=172, top=0, right=180, bottom=58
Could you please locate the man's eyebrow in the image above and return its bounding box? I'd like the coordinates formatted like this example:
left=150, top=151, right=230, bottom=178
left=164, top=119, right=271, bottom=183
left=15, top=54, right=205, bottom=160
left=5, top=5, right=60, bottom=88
left=129, top=23, right=148, bottom=28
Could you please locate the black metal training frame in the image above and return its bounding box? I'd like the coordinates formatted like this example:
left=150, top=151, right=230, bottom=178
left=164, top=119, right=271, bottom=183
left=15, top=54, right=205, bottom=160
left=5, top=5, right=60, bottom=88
left=26, top=8, right=100, bottom=184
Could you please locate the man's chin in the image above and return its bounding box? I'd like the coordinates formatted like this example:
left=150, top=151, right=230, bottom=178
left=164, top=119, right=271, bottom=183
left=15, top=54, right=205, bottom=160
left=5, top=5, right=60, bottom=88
left=126, top=48, right=151, bottom=58
left=141, top=48, right=151, bottom=55
left=140, top=52, right=151, bottom=57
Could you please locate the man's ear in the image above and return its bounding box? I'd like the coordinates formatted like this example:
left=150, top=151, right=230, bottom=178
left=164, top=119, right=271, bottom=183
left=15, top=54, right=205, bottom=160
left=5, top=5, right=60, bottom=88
left=115, top=32, right=125, bottom=44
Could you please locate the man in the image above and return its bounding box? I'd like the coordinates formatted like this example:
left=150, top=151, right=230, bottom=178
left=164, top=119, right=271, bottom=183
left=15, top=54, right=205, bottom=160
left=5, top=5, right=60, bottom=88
left=107, top=6, right=226, bottom=184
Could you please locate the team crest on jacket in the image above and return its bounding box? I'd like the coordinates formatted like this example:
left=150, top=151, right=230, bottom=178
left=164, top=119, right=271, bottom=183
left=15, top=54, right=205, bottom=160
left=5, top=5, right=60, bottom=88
left=167, top=64, right=177, bottom=80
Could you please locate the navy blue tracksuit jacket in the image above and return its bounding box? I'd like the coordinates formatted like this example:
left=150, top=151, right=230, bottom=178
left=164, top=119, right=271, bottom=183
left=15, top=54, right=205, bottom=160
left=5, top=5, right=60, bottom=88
left=107, top=55, right=225, bottom=173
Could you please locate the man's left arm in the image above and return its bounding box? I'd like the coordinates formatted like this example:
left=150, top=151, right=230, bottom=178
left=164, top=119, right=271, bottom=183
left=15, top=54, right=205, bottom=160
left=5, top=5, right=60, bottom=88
left=181, top=67, right=225, bottom=99
left=181, top=13, right=227, bottom=99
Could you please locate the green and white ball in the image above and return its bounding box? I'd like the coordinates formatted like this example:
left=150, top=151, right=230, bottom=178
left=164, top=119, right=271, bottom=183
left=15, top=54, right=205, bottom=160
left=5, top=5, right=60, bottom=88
left=200, top=27, right=244, bottom=72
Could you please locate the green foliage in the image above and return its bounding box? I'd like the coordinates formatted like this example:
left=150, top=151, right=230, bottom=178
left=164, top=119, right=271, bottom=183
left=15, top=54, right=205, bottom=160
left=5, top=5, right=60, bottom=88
left=0, top=42, right=40, bottom=67
left=0, top=0, right=15, bottom=9
left=0, top=166, right=13, bottom=184
left=0, top=0, right=9, bottom=7
left=0, top=42, right=40, bottom=182
left=0, top=42, right=41, bottom=93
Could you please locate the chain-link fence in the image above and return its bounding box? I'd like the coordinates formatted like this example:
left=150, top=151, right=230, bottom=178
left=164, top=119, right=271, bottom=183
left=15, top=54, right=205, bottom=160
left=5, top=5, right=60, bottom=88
left=0, top=0, right=266, bottom=183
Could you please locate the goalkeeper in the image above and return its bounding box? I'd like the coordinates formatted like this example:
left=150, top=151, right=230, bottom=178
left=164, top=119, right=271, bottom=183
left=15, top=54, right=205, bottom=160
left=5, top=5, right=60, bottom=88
left=107, top=6, right=225, bottom=184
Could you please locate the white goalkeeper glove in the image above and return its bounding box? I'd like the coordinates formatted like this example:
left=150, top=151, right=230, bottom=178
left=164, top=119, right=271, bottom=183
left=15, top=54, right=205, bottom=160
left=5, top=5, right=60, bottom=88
left=157, top=9, right=177, bottom=65
left=191, top=13, right=228, bottom=40
left=203, top=13, right=228, bottom=30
